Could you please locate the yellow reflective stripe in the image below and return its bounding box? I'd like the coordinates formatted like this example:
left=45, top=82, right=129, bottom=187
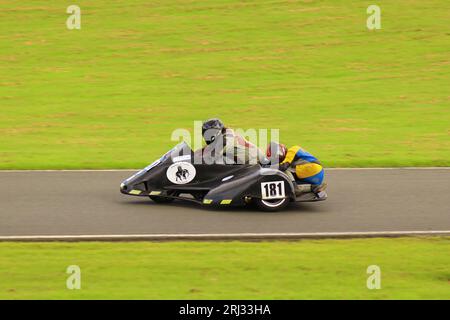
left=149, top=191, right=161, bottom=195
left=203, top=199, right=213, bottom=204
left=220, top=199, right=232, bottom=205
left=129, top=190, right=142, bottom=195
left=282, top=145, right=301, bottom=164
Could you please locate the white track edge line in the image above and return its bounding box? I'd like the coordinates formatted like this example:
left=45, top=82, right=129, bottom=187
left=0, top=230, right=449, bottom=241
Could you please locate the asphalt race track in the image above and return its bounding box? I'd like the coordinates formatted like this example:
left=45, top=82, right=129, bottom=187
left=0, top=169, right=449, bottom=239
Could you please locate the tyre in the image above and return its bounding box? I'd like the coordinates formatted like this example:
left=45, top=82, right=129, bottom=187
left=254, top=197, right=289, bottom=212
left=149, top=191, right=177, bottom=203
left=149, top=196, right=175, bottom=203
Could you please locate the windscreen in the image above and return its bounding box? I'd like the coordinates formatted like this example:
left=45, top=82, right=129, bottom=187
left=123, top=142, right=193, bottom=185
left=168, top=142, right=193, bottom=163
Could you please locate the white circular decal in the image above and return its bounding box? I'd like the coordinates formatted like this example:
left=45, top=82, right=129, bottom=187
left=166, top=162, right=196, bottom=184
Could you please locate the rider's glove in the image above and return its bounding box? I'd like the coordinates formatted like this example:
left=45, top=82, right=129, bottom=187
left=279, top=162, right=290, bottom=171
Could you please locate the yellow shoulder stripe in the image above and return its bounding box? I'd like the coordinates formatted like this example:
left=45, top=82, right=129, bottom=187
left=282, top=145, right=301, bottom=164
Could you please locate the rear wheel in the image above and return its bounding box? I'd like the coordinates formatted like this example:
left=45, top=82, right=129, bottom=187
left=254, top=198, right=289, bottom=212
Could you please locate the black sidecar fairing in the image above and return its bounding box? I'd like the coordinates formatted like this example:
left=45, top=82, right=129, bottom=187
left=120, top=142, right=298, bottom=206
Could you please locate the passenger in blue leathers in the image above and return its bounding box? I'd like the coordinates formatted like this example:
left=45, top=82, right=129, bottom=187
left=266, top=141, right=327, bottom=194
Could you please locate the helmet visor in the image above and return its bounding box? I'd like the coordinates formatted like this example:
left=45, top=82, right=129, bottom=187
left=203, top=128, right=222, bottom=144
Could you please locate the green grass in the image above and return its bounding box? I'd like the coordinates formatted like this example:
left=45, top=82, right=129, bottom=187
left=0, top=237, right=449, bottom=299
left=0, top=0, right=449, bottom=169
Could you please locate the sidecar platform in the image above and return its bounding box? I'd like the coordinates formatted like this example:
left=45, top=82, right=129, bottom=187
left=295, top=191, right=327, bottom=202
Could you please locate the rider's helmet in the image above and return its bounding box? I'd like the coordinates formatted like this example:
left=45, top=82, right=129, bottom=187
left=266, top=141, right=287, bottom=163
left=202, top=118, right=225, bottom=145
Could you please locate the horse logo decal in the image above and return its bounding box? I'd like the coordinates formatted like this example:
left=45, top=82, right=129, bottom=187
left=166, top=161, right=196, bottom=184
left=175, top=166, right=190, bottom=182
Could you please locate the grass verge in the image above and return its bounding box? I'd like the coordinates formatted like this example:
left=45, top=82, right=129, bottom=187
left=0, top=1, right=449, bottom=169
left=0, top=237, right=449, bottom=299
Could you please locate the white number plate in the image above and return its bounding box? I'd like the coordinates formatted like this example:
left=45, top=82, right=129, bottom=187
left=261, top=181, right=285, bottom=199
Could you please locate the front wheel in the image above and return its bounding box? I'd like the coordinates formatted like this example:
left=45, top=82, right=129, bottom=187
left=149, top=191, right=177, bottom=203
left=254, top=198, right=289, bottom=212
left=149, top=196, right=175, bottom=203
